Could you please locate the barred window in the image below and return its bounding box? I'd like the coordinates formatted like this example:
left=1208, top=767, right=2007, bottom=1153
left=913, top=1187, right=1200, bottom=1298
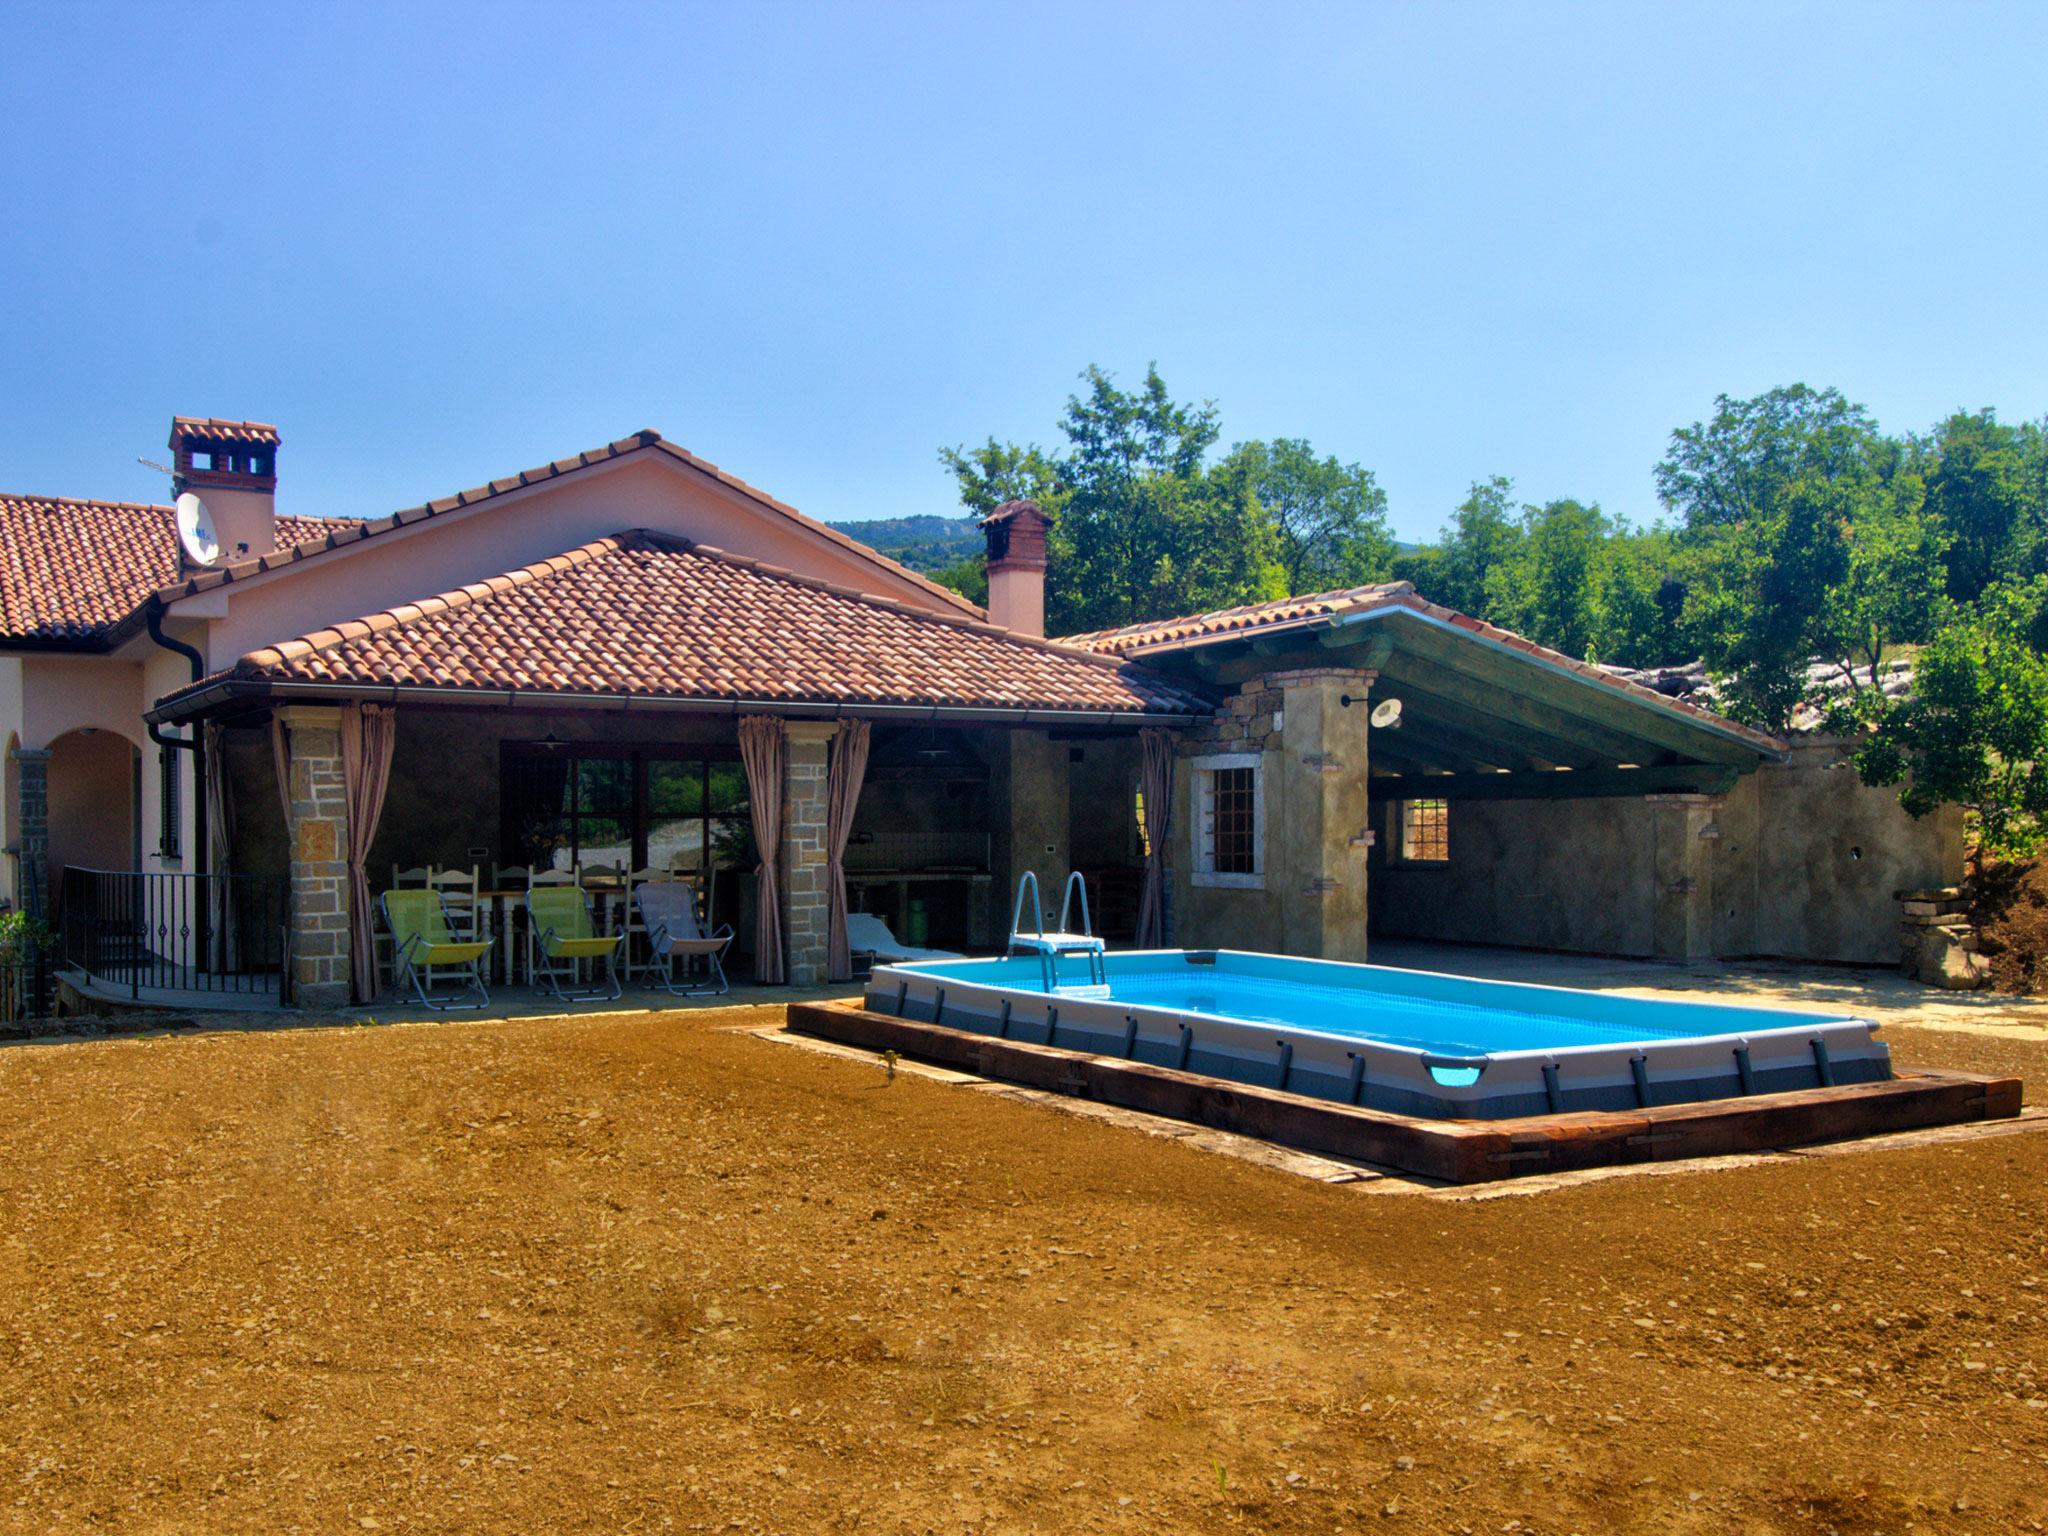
left=1191, top=754, right=1263, bottom=888
left=1208, top=767, right=1256, bottom=874
left=1400, top=798, right=1449, bottom=864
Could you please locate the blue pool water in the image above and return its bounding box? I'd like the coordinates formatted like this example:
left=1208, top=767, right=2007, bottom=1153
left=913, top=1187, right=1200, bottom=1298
left=1096, top=967, right=1709, bottom=1058
left=868, top=950, right=1887, bottom=1118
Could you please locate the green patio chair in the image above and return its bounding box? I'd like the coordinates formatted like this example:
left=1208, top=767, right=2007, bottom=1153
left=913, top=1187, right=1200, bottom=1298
left=526, top=885, right=624, bottom=1004
left=382, top=888, right=493, bottom=1012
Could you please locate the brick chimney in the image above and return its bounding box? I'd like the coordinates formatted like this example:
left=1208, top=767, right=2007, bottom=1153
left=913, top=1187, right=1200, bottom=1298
left=979, top=498, right=1049, bottom=636
left=170, top=417, right=279, bottom=560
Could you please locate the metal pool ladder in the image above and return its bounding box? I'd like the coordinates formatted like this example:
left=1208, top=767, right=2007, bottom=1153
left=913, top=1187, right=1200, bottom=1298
left=1007, top=871, right=1107, bottom=992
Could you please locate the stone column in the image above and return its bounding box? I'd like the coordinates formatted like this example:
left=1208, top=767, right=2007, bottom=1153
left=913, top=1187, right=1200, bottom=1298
left=1648, top=793, right=1721, bottom=963
left=782, top=722, right=836, bottom=987
left=278, top=707, right=352, bottom=1009
left=10, top=747, right=50, bottom=917
left=1269, top=668, right=1376, bottom=963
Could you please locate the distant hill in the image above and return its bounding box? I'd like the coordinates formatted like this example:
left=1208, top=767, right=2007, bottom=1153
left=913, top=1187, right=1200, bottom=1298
left=828, top=513, right=981, bottom=574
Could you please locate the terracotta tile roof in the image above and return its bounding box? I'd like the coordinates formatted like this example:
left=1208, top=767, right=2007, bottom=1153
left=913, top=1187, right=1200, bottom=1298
left=170, top=417, right=281, bottom=446
left=153, top=429, right=984, bottom=620
left=0, top=494, right=357, bottom=644
left=160, top=531, right=1209, bottom=720
left=1062, top=583, right=1410, bottom=656
left=1062, top=582, right=1785, bottom=755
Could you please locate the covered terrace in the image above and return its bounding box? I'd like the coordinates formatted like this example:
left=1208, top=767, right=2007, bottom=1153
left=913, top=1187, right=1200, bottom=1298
left=143, top=529, right=1207, bottom=1009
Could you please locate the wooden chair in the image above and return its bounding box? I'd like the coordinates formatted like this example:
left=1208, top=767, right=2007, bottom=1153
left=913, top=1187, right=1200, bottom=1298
left=430, top=865, right=481, bottom=940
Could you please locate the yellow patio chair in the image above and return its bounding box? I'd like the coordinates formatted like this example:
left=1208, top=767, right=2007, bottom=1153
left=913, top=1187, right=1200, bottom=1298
left=382, top=888, right=493, bottom=1012
left=526, top=885, right=623, bottom=1004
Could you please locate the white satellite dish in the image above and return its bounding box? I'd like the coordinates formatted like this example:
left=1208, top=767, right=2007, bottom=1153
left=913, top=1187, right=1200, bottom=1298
left=1369, top=698, right=1404, bottom=730
left=175, top=491, right=220, bottom=565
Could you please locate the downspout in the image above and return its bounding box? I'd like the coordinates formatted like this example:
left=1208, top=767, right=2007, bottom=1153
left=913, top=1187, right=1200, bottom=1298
left=144, top=600, right=207, bottom=877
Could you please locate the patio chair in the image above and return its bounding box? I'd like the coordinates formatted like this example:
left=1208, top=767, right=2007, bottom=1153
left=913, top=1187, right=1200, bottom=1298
left=636, top=881, right=733, bottom=996
left=381, top=888, right=494, bottom=1011
left=846, top=912, right=964, bottom=966
left=526, top=885, right=623, bottom=1004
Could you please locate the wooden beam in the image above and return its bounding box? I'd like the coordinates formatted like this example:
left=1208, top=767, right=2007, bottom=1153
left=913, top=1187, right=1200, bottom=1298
left=1366, top=730, right=1478, bottom=774
left=1318, top=630, right=1393, bottom=670
left=1365, top=618, right=1765, bottom=766
left=1375, top=704, right=1530, bottom=772
left=1375, top=684, right=1607, bottom=770
left=1366, top=765, right=1742, bottom=802
left=1374, top=650, right=1670, bottom=766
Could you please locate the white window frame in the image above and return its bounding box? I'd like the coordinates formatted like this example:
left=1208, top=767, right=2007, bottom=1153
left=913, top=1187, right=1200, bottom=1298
left=1190, top=752, right=1264, bottom=890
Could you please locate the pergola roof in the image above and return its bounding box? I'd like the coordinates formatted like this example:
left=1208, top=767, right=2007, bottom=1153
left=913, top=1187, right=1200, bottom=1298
left=1065, top=582, right=1785, bottom=797
left=148, top=530, right=1212, bottom=727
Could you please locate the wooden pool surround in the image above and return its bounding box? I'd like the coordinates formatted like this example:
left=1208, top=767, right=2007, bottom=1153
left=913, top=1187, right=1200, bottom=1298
left=786, top=1000, right=2023, bottom=1185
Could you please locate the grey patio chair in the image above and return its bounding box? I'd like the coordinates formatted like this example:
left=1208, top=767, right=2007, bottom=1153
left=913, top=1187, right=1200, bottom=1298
left=635, top=881, right=733, bottom=996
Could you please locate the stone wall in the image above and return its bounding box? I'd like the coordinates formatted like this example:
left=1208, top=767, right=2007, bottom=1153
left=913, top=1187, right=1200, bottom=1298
left=1167, top=669, right=1374, bottom=960
left=1371, top=736, right=1964, bottom=965
left=278, top=707, right=351, bottom=1008
left=781, top=723, right=833, bottom=986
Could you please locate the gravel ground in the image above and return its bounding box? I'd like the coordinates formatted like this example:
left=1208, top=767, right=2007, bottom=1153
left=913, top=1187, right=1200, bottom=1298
left=0, top=1008, right=2043, bottom=1535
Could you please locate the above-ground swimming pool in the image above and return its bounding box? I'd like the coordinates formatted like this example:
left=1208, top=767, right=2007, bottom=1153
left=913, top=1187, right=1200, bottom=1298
left=865, top=949, right=1889, bottom=1120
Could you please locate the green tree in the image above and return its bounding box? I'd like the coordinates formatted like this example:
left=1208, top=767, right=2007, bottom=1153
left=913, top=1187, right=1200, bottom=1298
left=1656, top=384, right=1884, bottom=537
left=1590, top=527, right=1687, bottom=668
left=1920, top=410, right=2048, bottom=603
left=1221, top=438, right=1395, bottom=593
left=1850, top=580, right=2048, bottom=856
left=941, top=365, right=1288, bottom=634
left=929, top=551, right=987, bottom=606
left=1429, top=476, right=1522, bottom=618
left=936, top=439, right=1065, bottom=520
left=1484, top=498, right=1608, bottom=658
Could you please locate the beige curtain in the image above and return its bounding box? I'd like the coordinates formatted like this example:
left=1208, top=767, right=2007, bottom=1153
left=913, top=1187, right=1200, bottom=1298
left=340, top=704, right=397, bottom=1003
left=1135, top=727, right=1176, bottom=948
left=737, top=715, right=785, bottom=983
left=824, top=719, right=872, bottom=983
left=203, top=721, right=238, bottom=973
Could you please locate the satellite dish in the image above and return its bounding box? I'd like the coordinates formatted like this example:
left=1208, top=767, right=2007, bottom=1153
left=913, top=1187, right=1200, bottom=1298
left=1369, top=698, right=1404, bottom=730
left=176, top=491, right=220, bottom=565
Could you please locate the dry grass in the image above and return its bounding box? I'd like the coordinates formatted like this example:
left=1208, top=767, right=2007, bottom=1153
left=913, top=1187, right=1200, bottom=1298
left=0, top=1009, right=2044, bottom=1534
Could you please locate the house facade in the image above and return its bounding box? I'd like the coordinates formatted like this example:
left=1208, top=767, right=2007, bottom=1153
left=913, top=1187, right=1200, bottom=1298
left=0, top=417, right=1962, bottom=1012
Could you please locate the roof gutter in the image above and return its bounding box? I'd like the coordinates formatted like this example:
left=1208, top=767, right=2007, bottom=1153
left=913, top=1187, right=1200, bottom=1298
left=146, top=677, right=1206, bottom=730
left=142, top=598, right=209, bottom=881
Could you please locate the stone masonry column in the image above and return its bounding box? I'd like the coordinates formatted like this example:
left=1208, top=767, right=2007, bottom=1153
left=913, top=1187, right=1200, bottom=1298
left=782, top=722, right=837, bottom=987
left=1270, top=667, right=1376, bottom=963
left=278, top=706, right=352, bottom=1008
left=10, top=746, right=50, bottom=917
left=1648, top=793, right=1722, bottom=963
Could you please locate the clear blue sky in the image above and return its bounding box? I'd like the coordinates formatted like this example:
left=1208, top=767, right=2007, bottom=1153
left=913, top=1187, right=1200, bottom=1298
left=3, top=1, right=2044, bottom=543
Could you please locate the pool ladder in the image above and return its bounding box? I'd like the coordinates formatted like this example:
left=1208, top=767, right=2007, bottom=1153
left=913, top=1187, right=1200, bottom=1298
left=1007, top=871, right=1107, bottom=992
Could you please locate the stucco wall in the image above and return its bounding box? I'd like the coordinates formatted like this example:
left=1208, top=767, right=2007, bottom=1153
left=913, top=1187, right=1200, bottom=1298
left=1373, top=794, right=1663, bottom=956
left=46, top=729, right=137, bottom=880
left=1370, top=737, right=1964, bottom=965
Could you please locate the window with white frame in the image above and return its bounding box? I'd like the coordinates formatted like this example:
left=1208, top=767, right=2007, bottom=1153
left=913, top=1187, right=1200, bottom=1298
left=1191, top=753, right=1264, bottom=888
left=1398, top=798, right=1449, bottom=864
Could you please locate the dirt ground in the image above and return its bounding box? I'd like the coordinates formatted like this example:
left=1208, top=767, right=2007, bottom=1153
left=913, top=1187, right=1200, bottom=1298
left=1, top=1007, right=2045, bottom=1535
left=1970, top=857, right=2048, bottom=994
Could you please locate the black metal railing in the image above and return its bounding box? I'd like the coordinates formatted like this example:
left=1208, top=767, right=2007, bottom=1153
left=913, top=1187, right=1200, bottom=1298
left=61, top=869, right=292, bottom=1005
